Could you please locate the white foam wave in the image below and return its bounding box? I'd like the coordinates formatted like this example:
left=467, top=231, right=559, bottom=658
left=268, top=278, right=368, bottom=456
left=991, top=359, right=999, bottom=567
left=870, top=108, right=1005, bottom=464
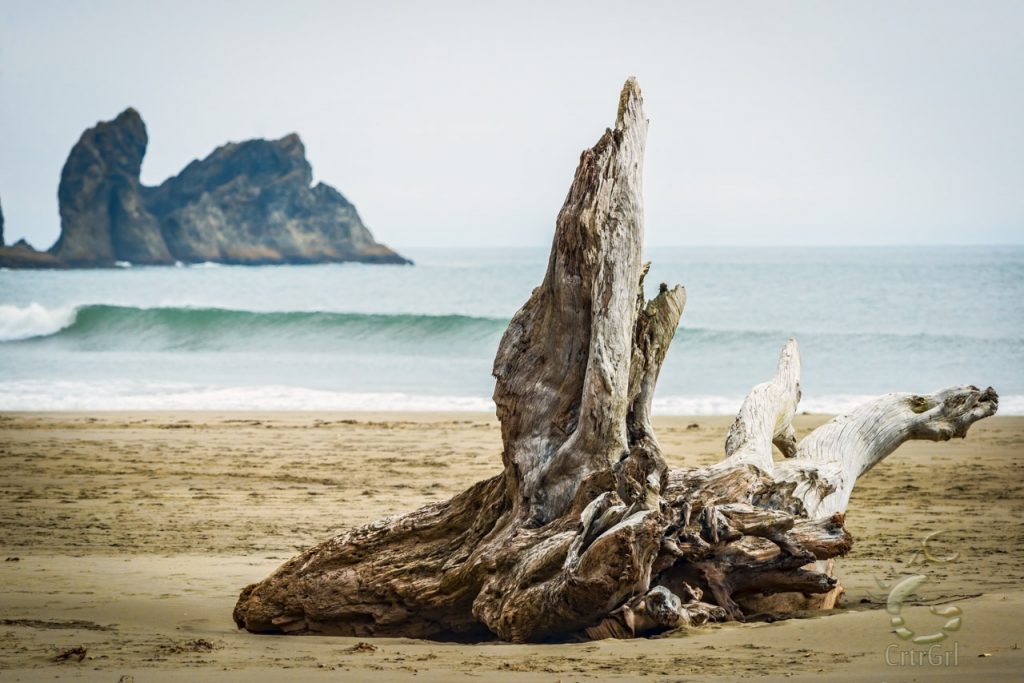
left=0, top=381, right=496, bottom=412
left=0, top=303, right=77, bottom=342
left=0, top=381, right=1020, bottom=415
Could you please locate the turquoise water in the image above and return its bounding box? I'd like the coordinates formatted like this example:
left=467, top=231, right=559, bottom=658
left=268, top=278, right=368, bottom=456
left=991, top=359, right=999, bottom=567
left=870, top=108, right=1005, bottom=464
left=1, top=246, right=1021, bottom=413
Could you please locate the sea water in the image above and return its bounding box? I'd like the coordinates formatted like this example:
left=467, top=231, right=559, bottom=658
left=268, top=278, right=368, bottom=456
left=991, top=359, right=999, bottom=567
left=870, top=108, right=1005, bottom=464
left=1, top=246, right=1020, bottom=414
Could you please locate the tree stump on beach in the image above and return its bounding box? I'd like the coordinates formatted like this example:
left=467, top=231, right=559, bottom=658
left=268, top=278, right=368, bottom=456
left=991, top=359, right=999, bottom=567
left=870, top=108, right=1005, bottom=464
left=232, top=79, right=998, bottom=642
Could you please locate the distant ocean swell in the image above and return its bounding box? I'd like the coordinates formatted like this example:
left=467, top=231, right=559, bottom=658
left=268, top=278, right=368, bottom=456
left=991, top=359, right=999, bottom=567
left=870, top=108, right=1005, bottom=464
left=1, top=303, right=1019, bottom=352
left=1, top=302, right=1019, bottom=414
left=0, top=304, right=508, bottom=351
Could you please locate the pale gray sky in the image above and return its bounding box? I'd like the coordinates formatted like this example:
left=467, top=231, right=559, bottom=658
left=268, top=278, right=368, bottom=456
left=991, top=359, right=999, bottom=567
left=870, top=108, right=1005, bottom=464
left=1, top=0, right=1021, bottom=249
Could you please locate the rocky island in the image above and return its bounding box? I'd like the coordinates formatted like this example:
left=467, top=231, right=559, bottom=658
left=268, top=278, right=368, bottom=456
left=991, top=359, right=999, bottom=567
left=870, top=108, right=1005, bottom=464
left=0, top=109, right=409, bottom=268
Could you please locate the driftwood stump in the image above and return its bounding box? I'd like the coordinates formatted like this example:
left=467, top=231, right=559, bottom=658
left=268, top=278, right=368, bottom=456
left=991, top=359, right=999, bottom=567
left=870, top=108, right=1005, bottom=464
left=232, top=79, right=998, bottom=642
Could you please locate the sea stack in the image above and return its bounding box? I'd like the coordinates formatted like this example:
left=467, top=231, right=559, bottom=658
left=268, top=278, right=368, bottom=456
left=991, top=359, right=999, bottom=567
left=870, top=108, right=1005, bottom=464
left=50, top=109, right=170, bottom=266
left=144, top=131, right=406, bottom=265
left=5, top=108, right=409, bottom=268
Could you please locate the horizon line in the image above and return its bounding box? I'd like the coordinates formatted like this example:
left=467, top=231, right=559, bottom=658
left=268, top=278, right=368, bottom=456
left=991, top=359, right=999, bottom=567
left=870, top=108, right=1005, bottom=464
left=393, top=242, right=1024, bottom=249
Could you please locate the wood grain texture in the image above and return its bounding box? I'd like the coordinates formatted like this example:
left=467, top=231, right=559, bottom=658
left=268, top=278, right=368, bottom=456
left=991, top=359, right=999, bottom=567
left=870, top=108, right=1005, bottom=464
left=232, top=79, right=997, bottom=642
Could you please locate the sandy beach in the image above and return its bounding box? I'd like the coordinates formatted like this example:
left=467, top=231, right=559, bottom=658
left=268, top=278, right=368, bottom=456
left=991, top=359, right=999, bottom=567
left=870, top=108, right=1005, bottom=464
left=1, top=412, right=1021, bottom=681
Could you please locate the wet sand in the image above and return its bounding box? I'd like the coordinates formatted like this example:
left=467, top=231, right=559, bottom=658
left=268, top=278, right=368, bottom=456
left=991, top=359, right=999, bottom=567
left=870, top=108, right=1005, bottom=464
left=1, top=412, right=1022, bottom=681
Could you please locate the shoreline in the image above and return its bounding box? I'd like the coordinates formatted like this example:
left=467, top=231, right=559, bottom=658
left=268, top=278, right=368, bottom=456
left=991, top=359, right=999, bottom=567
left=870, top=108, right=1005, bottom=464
left=1, top=412, right=1021, bottom=680
left=3, top=388, right=1021, bottom=416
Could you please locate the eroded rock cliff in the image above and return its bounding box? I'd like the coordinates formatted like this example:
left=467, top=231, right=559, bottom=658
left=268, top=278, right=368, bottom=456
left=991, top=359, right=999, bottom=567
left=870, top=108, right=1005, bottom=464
left=50, top=108, right=170, bottom=266
left=144, top=133, right=402, bottom=265
left=3, top=109, right=408, bottom=268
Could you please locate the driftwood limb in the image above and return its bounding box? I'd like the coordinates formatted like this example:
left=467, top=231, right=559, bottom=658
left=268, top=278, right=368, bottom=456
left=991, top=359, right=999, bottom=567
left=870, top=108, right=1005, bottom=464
left=232, top=79, right=998, bottom=642
left=722, top=338, right=801, bottom=469
left=726, top=354, right=997, bottom=611
left=777, top=385, right=999, bottom=518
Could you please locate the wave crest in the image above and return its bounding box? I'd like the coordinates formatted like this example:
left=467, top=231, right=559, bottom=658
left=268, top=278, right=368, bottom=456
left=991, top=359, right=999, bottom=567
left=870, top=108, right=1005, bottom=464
left=1, top=304, right=509, bottom=353
left=0, top=303, right=77, bottom=342
left=3, top=303, right=1020, bottom=359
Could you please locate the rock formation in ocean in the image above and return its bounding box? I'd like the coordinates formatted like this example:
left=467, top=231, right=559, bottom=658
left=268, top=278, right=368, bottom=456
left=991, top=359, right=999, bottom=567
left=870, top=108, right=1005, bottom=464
left=144, top=132, right=403, bottom=265
left=50, top=109, right=171, bottom=266
left=3, top=109, right=409, bottom=268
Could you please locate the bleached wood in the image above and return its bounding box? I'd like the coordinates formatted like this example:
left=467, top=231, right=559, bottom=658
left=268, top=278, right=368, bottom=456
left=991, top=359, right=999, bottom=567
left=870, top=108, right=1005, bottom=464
left=232, top=79, right=999, bottom=642
left=491, top=77, right=648, bottom=524
left=741, top=385, right=998, bottom=612
left=721, top=338, right=802, bottom=472
left=777, top=385, right=999, bottom=518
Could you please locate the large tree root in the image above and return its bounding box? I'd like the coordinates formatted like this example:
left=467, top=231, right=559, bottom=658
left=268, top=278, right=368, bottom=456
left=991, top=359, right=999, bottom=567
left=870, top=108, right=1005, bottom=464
left=232, top=79, right=998, bottom=642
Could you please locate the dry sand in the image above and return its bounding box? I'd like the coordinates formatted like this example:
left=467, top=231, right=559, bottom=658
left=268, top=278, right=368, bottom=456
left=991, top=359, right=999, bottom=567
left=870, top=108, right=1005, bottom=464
left=0, top=412, right=1021, bottom=681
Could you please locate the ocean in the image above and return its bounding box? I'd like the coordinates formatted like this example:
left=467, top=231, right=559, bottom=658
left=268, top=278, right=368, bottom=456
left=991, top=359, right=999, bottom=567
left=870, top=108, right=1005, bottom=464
left=1, top=246, right=1021, bottom=414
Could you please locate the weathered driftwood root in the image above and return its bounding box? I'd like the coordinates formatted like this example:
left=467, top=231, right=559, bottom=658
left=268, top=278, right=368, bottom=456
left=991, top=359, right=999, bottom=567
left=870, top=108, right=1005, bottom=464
left=232, top=79, right=998, bottom=642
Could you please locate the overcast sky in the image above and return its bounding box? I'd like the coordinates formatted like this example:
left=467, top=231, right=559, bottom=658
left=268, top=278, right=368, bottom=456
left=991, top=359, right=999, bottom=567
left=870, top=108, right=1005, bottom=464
left=1, top=0, right=1021, bottom=249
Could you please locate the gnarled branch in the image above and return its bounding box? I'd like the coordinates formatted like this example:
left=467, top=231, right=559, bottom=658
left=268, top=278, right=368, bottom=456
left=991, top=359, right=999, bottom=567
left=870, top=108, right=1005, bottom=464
left=233, top=79, right=998, bottom=643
